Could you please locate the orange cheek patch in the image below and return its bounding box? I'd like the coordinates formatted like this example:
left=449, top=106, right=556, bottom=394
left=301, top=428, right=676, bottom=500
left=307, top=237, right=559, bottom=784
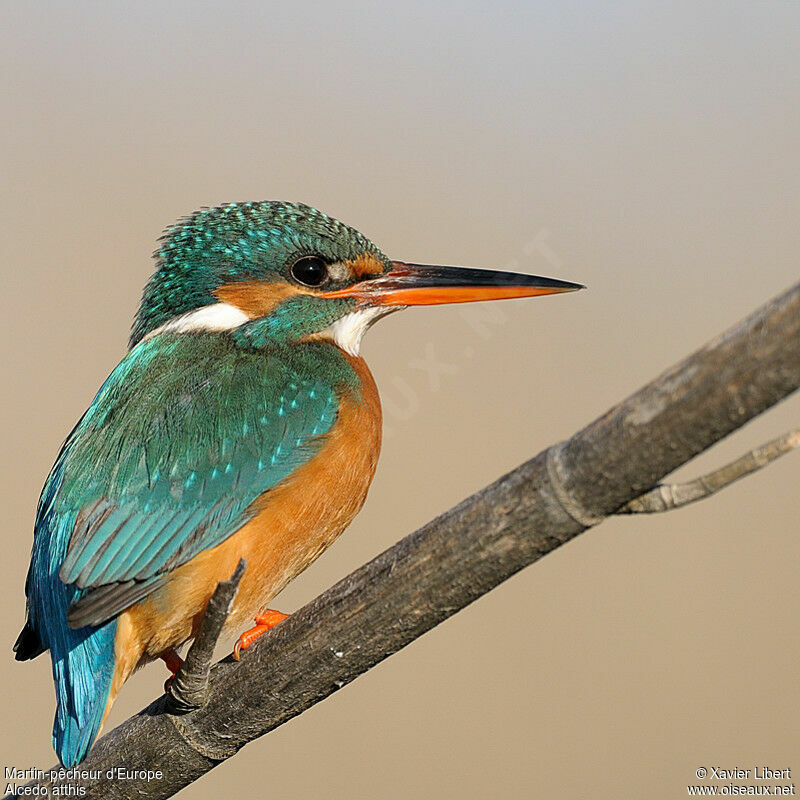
left=342, top=253, right=385, bottom=279
left=214, top=281, right=300, bottom=318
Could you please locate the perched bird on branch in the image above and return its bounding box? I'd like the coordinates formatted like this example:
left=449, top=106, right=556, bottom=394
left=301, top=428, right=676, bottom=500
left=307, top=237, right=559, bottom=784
left=13, top=201, right=582, bottom=766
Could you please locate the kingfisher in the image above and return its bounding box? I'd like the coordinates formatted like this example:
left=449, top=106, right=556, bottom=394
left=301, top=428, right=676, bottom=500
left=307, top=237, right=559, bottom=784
left=13, top=201, right=582, bottom=766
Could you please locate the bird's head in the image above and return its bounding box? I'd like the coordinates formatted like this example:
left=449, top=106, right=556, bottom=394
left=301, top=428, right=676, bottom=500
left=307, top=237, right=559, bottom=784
left=131, top=201, right=583, bottom=354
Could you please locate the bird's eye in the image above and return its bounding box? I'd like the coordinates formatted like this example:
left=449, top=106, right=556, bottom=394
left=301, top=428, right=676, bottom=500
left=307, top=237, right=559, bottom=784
left=290, top=256, right=328, bottom=287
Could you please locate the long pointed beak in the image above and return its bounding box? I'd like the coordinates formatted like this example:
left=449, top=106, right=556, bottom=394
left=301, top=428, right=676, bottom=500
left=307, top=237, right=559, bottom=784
left=323, top=261, right=585, bottom=306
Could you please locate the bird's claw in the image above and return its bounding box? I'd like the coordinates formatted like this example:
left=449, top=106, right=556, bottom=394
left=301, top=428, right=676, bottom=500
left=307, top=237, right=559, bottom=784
left=233, top=610, right=290, bottom=660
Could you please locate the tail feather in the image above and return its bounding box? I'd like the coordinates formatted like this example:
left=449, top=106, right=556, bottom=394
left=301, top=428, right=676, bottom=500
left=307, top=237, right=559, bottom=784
left=13, top=620, right=46, bottom=661
left=51, top=619, right=116, bottom=767
left=29, top=501, right=118, bottom=766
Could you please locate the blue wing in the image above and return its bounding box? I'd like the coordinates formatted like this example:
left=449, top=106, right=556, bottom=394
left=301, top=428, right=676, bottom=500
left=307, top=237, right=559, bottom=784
left=24, top=333, right=344, bottom=765
left=51, top=333, right=341, bottom=626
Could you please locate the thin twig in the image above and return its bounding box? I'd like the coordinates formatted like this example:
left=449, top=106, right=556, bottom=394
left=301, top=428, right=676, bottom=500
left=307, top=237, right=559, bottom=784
left=617, top=429, right=800, bottom=513
left=166, top=559, right=246, bottom=714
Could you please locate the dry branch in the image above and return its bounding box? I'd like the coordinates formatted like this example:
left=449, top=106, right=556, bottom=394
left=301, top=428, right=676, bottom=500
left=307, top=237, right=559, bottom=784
left=7, top=279, right=800, bottom=800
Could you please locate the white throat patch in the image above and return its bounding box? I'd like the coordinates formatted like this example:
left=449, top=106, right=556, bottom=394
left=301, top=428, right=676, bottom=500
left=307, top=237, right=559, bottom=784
left=142, top=303, right=250, bottom=342
left=141, top=301, right=397, bottom=356
left=321, top=306, right=397, bottom=356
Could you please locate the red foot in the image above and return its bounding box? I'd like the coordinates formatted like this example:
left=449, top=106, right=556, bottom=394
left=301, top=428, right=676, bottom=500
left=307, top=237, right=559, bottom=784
left=233, top=610, right=290, bottom=660
left=160, top=648, right=183, bottom=692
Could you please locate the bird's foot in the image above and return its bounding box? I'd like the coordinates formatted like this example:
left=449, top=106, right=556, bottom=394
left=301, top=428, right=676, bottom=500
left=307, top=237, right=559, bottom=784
left=160, top=648, right=183, bottom=692
left=233, top=610, right=290, bottom=660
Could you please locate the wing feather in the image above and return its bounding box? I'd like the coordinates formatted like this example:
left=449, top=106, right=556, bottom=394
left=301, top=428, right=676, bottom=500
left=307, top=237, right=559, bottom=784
left=44, top=334, right=342, bottom=628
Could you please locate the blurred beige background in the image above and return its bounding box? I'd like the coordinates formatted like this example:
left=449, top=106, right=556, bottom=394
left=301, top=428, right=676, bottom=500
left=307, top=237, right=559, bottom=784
left=2, top=3, right=798, bottom=798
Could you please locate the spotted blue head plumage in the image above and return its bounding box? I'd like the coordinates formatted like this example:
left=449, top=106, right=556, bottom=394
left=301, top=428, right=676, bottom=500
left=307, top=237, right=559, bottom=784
left=130, top=201, right=390, bottom=347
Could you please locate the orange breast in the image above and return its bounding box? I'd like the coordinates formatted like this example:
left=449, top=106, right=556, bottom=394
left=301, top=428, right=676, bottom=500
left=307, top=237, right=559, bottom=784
left=114, top=353, right=382, bottom=669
